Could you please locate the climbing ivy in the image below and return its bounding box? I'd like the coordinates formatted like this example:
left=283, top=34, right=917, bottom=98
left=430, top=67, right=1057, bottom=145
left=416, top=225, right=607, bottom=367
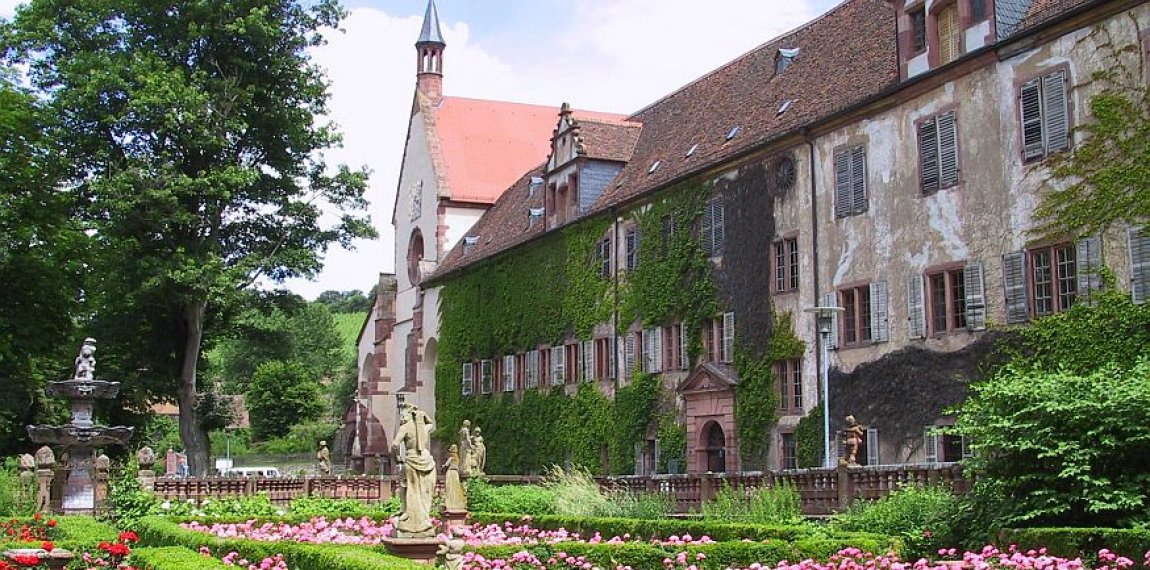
left=610, top=371, right=661, bottom=474
left=733, top=311, right=805, bottom=469
left=794, top=403, right=824, bottom=469
left=657, top=411, right=687, bottom=474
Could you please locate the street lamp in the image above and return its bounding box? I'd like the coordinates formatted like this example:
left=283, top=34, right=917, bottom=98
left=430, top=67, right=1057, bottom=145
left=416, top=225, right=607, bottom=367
left=805, top=305, right=844, bottom=468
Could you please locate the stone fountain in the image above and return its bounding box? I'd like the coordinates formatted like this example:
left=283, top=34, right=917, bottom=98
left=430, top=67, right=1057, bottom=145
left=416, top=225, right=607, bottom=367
left=26, top=338, right=133, bottom=513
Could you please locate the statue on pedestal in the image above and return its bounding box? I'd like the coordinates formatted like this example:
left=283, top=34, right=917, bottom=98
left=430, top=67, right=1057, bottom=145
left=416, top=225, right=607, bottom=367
left=842, top=415, right=865, bottom=466
left=457, top=420, right=472, bottom=476
left=136, top=446, right=156, bottom=470
left=471, top=428, right=486, bottom=476
left=391, top=404, right=437, bottom=538
left=18, top=453, right=35, bottom=472
left=74, top=338, right=96, bottom=381
left=35, top=446, right=55, bottom=468
left=443, top=445, right=466, bottom=512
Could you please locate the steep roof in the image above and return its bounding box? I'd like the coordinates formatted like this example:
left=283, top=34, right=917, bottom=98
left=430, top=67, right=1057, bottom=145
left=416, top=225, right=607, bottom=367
left=431, top=97, right=625, bottom=204
left=416, top=0, right=445, bottom=46
left=572, top=118, right=643, bottom=163
left=429, top=0, right=898, bottom=280
left=445, top=165, right=548, bottom=267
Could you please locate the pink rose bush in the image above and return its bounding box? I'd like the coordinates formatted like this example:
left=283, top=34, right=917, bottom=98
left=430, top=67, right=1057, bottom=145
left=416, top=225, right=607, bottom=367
left=198, top=547, right=289, bottom=570
left=181, top=516, right=395, bottom=545
left=447, top=520, right=716, bottom=548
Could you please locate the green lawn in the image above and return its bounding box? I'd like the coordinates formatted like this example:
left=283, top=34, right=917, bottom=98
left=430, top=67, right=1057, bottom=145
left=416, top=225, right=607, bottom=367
left=333, top=312, right=367, bottom=360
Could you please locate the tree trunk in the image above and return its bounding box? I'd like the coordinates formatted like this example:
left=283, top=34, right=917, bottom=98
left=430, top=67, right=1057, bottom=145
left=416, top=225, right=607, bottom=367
left=177, top=299, right=210, bottom=477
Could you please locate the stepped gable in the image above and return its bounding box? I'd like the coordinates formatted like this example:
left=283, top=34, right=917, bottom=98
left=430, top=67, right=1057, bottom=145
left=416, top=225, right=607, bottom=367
left=593, top=0, right=899, bottom=211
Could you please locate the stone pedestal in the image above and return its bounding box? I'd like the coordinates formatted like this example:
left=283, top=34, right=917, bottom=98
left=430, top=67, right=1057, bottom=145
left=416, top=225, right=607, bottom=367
left=36, top=469, right=53, bottom=513
left=4, top=547, right=74, bottom=570
left=61, top=449, right=95, bottom=513
left=137, top=469, right=156, bottom=492
left=380, top=537, right=440, bottom=564
left=441, top=509, right=468, bottom=533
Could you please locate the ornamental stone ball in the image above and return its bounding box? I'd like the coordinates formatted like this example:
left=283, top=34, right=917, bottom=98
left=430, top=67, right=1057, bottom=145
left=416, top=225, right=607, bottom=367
left=34, top=446, right=55, bottom=468
left=136, top=446, right=156, bottom=469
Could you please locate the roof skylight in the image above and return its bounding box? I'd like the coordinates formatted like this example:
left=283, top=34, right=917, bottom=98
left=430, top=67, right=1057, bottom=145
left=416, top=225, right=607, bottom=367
left=686, top=143, right=699, bottom=157
left=778, top=99, right=794, bottom=115
left=725, top=126, right=740, bottom=141
left=648, top=160, right=661, bottom=174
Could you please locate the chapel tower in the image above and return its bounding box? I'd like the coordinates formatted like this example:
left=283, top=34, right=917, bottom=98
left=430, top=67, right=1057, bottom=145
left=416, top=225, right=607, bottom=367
left=415, top=0, right=445, bottom=105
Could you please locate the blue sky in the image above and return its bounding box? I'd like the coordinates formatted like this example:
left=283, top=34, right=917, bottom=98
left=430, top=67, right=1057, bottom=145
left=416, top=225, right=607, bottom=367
left=0, top=0, right=845, bottom=299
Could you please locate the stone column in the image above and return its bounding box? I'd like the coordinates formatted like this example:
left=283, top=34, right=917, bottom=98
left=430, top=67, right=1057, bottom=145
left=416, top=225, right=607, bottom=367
left=93, top=454, right=110, bottom=512
left=36, top=469, right=54, bottom=513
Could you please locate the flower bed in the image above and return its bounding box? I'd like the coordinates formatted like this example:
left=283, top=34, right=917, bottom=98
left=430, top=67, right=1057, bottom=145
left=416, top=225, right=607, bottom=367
left=180, top=517, right=395, bottom=545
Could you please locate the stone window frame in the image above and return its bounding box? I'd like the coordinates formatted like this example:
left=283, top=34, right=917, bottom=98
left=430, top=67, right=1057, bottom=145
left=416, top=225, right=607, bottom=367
left=772, top=234, right=800, bottom=295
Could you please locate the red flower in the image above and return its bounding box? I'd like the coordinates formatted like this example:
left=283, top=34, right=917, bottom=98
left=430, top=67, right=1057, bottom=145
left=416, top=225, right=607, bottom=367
left=118, top=531, right=138, bottom=543
left=46, top=520, right=57, bottom=528
left=11, top=554, right=39, bottom=567
left=32, top=513, right=42, bottom=521
left=98, top=540, right=112, bottom=551
left=108, top=542, right=131, bottom=557
left=41, top=540, right=54, bottom=552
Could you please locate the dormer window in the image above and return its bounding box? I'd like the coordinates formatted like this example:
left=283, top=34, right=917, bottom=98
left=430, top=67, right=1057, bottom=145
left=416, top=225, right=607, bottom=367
left=776, top=48, right=800, bottom=74
left=725, top=126, right=740, bottom=141
left=529, top=176, right=544, bottom=197
left=463, top=235, right=479, bottom=255
left=686, top=143, right=699, bottom=158
left=648, top=160, right=661, bottom=174
left=777, top=99, right=794, bottom=116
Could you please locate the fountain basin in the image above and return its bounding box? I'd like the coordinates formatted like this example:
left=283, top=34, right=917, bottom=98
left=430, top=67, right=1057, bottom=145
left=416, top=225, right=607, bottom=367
left=26, top=425, right=134, bottom=446
left=45, top=380, right=121, bottom=399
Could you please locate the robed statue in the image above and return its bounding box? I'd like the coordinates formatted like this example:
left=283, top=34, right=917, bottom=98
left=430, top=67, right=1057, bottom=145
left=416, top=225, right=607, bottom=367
left=391, top=404, right=437, bottom=537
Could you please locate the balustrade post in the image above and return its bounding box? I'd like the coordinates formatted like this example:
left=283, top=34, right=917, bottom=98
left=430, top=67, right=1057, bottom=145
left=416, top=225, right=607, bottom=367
left=836, top=463, right=851, bottom=512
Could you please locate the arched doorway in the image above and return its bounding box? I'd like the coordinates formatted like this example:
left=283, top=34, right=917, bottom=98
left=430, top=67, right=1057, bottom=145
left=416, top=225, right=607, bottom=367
left=702, top=421, right=727, bottom=473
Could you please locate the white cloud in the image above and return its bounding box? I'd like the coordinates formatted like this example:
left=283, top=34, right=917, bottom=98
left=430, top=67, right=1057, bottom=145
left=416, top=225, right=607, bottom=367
left=285, top=0, right=816, bottom=299
left=0, top=0, right=25, bottom=19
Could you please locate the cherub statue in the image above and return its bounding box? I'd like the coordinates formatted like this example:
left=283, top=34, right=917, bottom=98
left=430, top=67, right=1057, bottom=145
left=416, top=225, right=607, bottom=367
left=34, top=446, right=55, bottom=468
left=74, top=338, right=97, bottom=381
left=842, top=415, right=866, bottom=466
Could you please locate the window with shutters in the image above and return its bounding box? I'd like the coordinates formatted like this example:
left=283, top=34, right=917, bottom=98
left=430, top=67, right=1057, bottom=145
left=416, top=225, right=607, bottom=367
left=1130, top=227, right=1150, bottom=304
left=593, top=337, right=614, bottom=380
left=773, top=237, right=800, bottom=294
left=550, top=346, right=565, bottom=386
left=721, top=312, right=735, bottom=363
left=625, top=227, right=640, bottom=271
left=918, top=110, right=959, bottom=195
left=480, top=359, right=493, bottom=394
left=702, top=315, right=733, bottom=363
left=1019, top=69, right=1070, bottom=162
left=581, top=340, right=593, bottom=382
left=642, top=327, right=663, bottom=373
left=1030, top=243, right=1077, bottom=316
left=502, top=355, right=515, bottom=392
left=461, top=362, right=474, bottom=396
left=660, top=214, right=678, bottom=258
left=776, top=358, right=803, bottom=412
left=833, top=145, right=867, bottom=218
left=663, top=323, right=686, bottom=371
left=839, top=285, right=872, bottom=345
left=624, top=333, right=637, bottom=381
left=927, top=267, right=967, bottom=335
left=525, top=350, right=539, bottom=389
left=701, top=196, right=725, bottom=257
left=935, top=4, right=961, bottom=66
left=597, top=237, right=612, bottom=279
left=566, top=343, right=579, bottom=383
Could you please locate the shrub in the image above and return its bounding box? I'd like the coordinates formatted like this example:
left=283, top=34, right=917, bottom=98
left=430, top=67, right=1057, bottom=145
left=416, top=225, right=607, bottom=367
left=996, top=527, right=1150, bottom=569
left=467, top=477, right=557, bottom=515
left=831, top=485, right=957, bottom=559
left=133, top=546, right=231, bottom=570
left=287, top=496, right=399, bottom=517
left=546, top=467, right=612, bottom=518
left=0, top=459, right=36, bottom=516
left=701, top=482, right=803, bottom=525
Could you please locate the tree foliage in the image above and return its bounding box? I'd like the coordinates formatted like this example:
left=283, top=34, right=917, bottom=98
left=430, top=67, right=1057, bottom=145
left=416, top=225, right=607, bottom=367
left=955, top=291, right=1150, bottom=527
left=314, top=289, right=373, bottom=314
left=246, top=360, right=325, bottom=441
left=2, top=0, right=374, bottom=474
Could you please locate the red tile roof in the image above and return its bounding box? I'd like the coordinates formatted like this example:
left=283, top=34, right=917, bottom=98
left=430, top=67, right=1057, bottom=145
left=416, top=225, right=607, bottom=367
left=432, top=97, right=625, bottom=204
left=572, top=118, right=643, bottom=163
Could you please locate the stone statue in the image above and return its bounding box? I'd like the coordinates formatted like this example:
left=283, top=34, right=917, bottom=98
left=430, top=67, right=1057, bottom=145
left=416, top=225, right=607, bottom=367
left=457, top=420, right=473, bottom=475
left=437, top=537, right=466, bottom=570
left=842, top=415, right=866, bottom=466
left=95, top=454, right=111, bottom=471
left=471, top=428, right=486, bottom=476
left=443, top=444, right=466, bottom=512
left=18, top=453, right=35, bottom=471
left=136, top=446, right=156, bottom=469
left=391, top=404, right=437, bottom=538
left=317, top=440, right=332, bottom=475
left=34, top=446, right=55, bottom=468
left=74, top=337, right=97, bottom=381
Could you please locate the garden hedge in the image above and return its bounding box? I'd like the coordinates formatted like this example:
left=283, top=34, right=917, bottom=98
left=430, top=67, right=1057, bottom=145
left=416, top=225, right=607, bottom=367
left=134, top=516, right=425, bottom=570
left=132, top=546, right=231, bottom=570
left=0, top=516, right=120, bottom=552
left=469, top=512, right=898, bottom=549
left=996, top=528, right=1150, bottom=568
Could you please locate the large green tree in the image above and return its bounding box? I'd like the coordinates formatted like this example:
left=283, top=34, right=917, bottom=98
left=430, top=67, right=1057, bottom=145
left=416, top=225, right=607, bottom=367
left=2, top=0, right=374, bottom=475
left=0, top=73, right=87, bottom=455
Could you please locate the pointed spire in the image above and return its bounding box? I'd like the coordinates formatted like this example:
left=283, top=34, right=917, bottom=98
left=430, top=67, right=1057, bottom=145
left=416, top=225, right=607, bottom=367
left=416, top=0, right=445, bottom=47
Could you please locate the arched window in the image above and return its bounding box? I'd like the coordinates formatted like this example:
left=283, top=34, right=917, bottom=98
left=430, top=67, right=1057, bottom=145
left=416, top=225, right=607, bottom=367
left=407, top=229, right=425, bottom=285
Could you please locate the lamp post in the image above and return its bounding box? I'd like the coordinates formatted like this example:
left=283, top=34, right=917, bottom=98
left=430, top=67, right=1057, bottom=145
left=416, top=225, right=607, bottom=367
left=805, top=305, right=844, bottom=468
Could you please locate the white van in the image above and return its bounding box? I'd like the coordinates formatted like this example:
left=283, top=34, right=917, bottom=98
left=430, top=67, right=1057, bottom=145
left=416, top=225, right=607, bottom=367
left=221, top=466, right=281, bottom=478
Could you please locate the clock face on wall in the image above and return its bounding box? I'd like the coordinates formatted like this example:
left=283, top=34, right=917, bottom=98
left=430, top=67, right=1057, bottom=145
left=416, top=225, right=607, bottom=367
left=774, top=155, right=796, bottom=195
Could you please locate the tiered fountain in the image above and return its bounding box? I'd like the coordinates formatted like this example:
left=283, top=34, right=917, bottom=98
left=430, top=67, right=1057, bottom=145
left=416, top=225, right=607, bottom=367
left=26, top=338, right=133, bottom=513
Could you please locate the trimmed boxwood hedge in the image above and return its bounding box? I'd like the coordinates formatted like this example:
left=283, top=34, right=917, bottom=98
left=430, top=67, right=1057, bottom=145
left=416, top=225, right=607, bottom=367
left=996, top=528, right=1150, bottom=568
left=134, top=516, right=425, bottom=570
left=0, top=516, right=120, bottom=553
left=132, top=546, right=232, bottom=570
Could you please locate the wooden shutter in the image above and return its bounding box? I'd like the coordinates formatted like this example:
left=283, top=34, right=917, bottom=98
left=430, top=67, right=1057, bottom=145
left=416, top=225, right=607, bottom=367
left=937, top=111, right=958, bottom=188
left=608, top=339, right=616, bottom=379
left=700, top=200, right=714, bottom=256
left=503, top=355, right=515, bottom=392
left=918, top=117, right=939, bottom=194
left=866, top=428, right=880, bottom=466
left=907, top=275, right=926, bottom=339
left=721, top=312, right=735, bottom=363
left=462, top=363, right=473, bottom=396
left=647, top=328, right=663, bottom=373
left=834, top=149, right=851, bottom=218
left=712, top=197, right=725, bottom=255
left=850, top=146, right=867, bottom=215
left=481, top=360, right=493, bottom=394
left=822, top=292, right=839, bottom=348
left=526, top=351, right=538, bottom=388
left=1020, top=79, right=1045, bottom=161
left=937, top=5, right=960, bottom=65
left=1129, top=227, right=1150, bottom=304
left=1043, top=70, right=1069, bottom=154
left=1003, top=251, right=1031, bottom=322
left=924, top=427, right=938, bottom=463
left=964, top=262, right=986, bottom=331
left=1076, top=236, right=1102, bottom=301
left=583, top=340, right=593, bottom=381
left=624, top=334, right=635, bottom=379
left=679, top=325, right=690, bottom=370
left=869, top=281, right=890, bottom=342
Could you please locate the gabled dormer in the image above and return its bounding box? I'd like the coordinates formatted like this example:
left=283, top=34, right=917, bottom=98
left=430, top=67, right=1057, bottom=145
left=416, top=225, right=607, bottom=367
left=543, top=103, right=641, bottom=229
left=898, top=0, right=994, bottom=80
